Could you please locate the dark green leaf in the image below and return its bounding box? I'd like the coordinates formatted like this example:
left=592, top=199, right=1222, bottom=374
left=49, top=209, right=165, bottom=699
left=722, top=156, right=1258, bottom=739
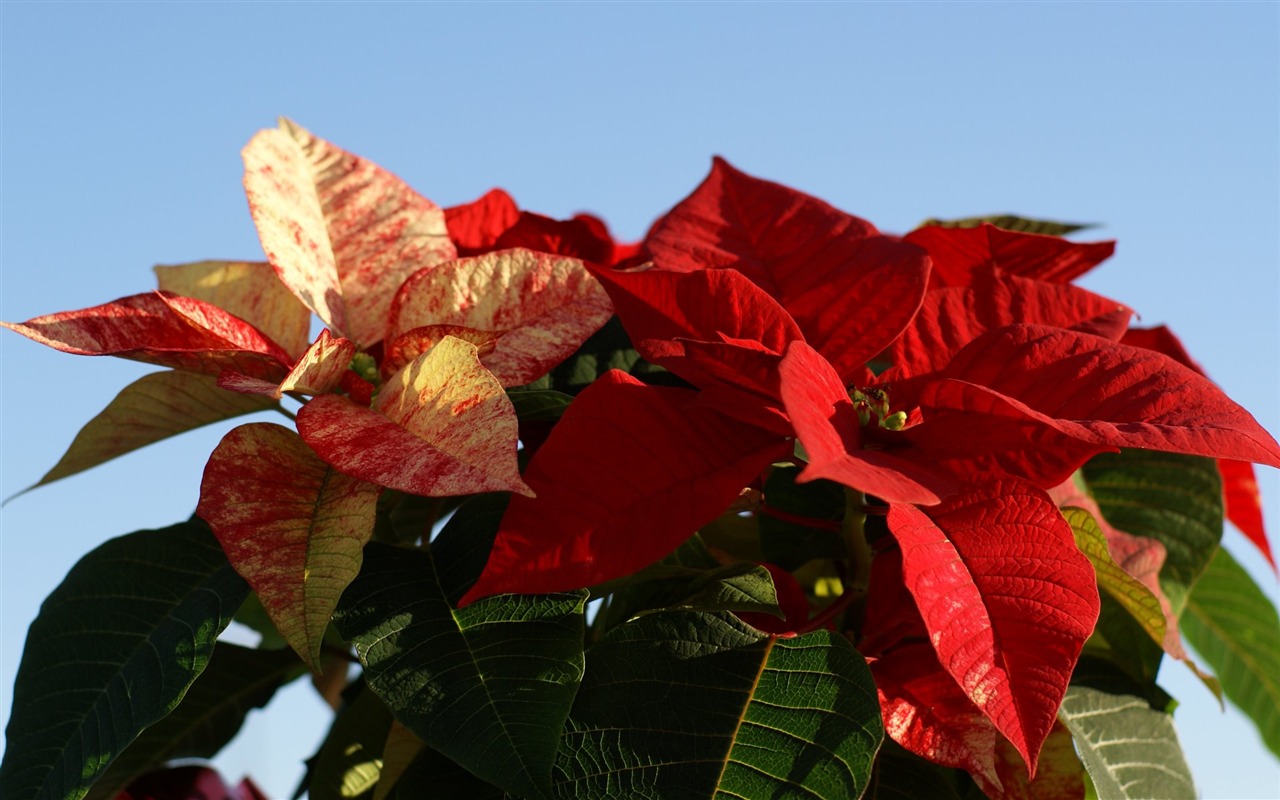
left=1181, top=546, right=1280, bottom=757
left=506, top=388, right=575, bottom=422
left=759, top=467, right=846, bottom=569
left=333, top=542, right=586, bottom=800
left=1058, top=682, right=1195, bottom=800
left=310, top=686, right=395, bottom=800
left=1082, top=450, right=1223, bottom=615
left=555, top=611, right=882, bottom=799
left=84, top=643, right=301, bottom=800
left=387, top=747, right=511, bottom=800
left=917, top=214, right=1095, bottom=236
left=867, top=740, right=965, bottom=800
left=0, top=519, right=249, bottom=800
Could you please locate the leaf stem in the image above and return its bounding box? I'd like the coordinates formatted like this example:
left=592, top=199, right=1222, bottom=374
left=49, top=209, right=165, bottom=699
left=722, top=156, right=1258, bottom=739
left=273, top=404, right=297, bottom=422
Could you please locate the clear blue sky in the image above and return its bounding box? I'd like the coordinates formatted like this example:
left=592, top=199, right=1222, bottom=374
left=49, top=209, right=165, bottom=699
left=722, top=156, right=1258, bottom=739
left=2, top=2, right=1277, bottom=797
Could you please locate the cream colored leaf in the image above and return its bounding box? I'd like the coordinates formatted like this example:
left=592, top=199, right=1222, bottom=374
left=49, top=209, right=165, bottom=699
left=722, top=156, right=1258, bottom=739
left=197, top=423, right=381, bottom=671
left=155, top=260, right=312, bottom=360
left=388, top=248, right=612, bottom=386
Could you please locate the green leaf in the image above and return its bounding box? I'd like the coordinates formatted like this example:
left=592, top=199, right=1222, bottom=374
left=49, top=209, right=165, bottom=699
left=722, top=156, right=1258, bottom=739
left=310, top=686, right=395, bottom=800
left=0, top=519, right=249, bottom=800
left=13, top=370, right=274, bottom=499
left=759, top=467, right=846, bottom=570
left=385, top=747, right=511, bottom=800
left=1181, top=546, right=1280, bottom=757
left=555, top=611, right=883, bottom=799
left=1063, top=507, right=1167, bottom=648
left=1082, top=450, right=1223, bottom=615
left=333, top=542, right=586, bottom=800
left=917, top=214, right=1095, bottom=236
left=505, top=388, right=575, bottom=422
left=83, top=643, right=301, bottom=800
left=867, top=741, right=965, bottom=800
left=523, top=316, right=676, bottom=396
left=1058, top=684, right=1195, bottom=800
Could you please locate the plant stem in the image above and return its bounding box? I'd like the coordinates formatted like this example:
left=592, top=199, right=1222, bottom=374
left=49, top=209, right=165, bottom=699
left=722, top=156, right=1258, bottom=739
left=274, top=404, right=297, bottom=422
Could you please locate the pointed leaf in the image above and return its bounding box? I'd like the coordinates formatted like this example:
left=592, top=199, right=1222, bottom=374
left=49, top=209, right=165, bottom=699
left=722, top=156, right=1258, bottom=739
left=309, top=687, right=394, bottom=800
left=642, top=157, right=929, bottom=371
left=333, top=542, right=586, bottom=800
left=904, top=224, right=1115, bottom=287
left=242, top=119, right=455, bottom=344
left=445, top=188, right=521, bottom=256
left=24, top=370, right=274, bottom=493
left=1180, top=547, right=1280, bottom=757
left=0, top=520, right=249, bottom=800
left=373, top=723, right=425, bottom=800
left=155, top=260, right=312, bottom=359
left=1061, top=508, right=1168, bottom=652
left=83, top=643, right=301, bottom=800
left=882, top=270, right=1130, bottom=380
left=299, top=336, right=529, bottom=497
left=887, top=479, right=1100, bottom=771
left=218, top=329, right=356, bottom=398
left=1058, top=684, right=1195, bottom=799
left=555, top=611, right=883, bottom=799
left=1082, top=450, right=1224, bottom=616
left=933, top=325, right=1280, bottom=468
left=1122, top=325, right=1274, bottom=568
left=460, top=372, right=786, bottom=603
left=2, top=292, right=291, bottom=379
left=917, top=214, right=1096, bottom=237
left=388, top=249, right=612, bottom=386
left=198, top=423, right=380, bottom=670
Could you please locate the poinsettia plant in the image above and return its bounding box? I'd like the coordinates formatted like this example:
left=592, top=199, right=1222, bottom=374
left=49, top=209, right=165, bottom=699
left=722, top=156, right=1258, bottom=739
left=2, top=119, right=1278, bottom=800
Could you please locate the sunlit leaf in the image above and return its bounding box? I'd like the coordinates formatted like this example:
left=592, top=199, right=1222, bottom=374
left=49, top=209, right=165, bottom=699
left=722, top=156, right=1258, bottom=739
left=916, top=214, right=1095, bottom=237
left=198, top=423, right=380, bottom=671
left=1082, top=450, right=1224, bottom=616
left=334, top=542, right=586, bottom=800
left=904, top=223, right=1114, bottom=287
left=218, top=329, right=356, bottom=399
left=155, top=260, right=312, bottom=360
left=887, top=479, right=1100, bottom=771
left=0, top=520, right=248, bottom=800
left=1058, top=684, right=1195, bottom=800
left=461, top=371, right=785, bottom=603
left=242, top=118, right=455, bottom=344
left=1181, top=547, right=1280, bottom=757
left=1, top=292, right=291, bottom=380
left=299, top=337, right=530, bottom=497
left=387, top=248, right=612, bottom=386
left=555, top=611, right=882, bottom=799
left=19, top=370, right=274, bottom=495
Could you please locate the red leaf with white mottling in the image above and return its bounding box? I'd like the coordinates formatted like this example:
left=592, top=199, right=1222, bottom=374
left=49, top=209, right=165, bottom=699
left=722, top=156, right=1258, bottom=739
left=644, top=157, right=928, bottom=379
left=887, top=478, right=1100, bottom=772
left=933, top=325, right=1280, bottom=468
left=155, top=260, right=312, bottom=360
left=197, top=423, right=380, bottom=671
left=778, top=340, right=958, bottom=505
left=444, top=188, right=520, bottom=256
left=905, top=224, right=1115, bottom=288
left=381, top=324, right=505, bottom=380
left=387, top=248, right=612, bottom=386
left=882, top=270, right=1131, bottom=381
left=219, top=329, right=355, bottom=399
left=1, top=292, right=291, bottom=380
left=242, top=119, right=456, bottom=345
left=1122, top=325, right=1274, bottom=569
left=459, top=371, right=787, bottom=604
left=297, top=337, right=529, bottom=497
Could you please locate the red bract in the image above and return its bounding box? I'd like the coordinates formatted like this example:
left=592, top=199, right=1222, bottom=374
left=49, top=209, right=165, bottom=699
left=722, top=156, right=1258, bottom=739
left=904, top=222, right=1116, bottom=289
left=445, top=187, right=636, bottom=266
left=1122, top=325, right=1274, bottom=569
left=460, top=371, right=788, bottom=604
